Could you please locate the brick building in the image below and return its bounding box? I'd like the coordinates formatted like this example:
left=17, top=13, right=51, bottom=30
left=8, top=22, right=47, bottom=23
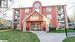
left=12, top=1, right=68, bottom=32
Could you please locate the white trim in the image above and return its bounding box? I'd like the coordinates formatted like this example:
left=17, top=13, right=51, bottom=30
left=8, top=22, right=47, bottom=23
left=23, top=21, right=26, bottom=32
left=22, top=10, right=50, bottom=31
left=22, top=10, right=35, bottom=22
left=22, top=10, right=50, bottom=22
left=64, top=6, right=68, bottom=28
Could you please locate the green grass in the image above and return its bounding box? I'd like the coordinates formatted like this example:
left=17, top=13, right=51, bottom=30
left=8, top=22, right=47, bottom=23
left=0, top=30, right=40, bottom=42
left=63, top=37, right=75, bottom=42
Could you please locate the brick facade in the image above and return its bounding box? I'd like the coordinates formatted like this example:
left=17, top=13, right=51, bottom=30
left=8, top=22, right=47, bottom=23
left=12, top=1, right=66, bottom=32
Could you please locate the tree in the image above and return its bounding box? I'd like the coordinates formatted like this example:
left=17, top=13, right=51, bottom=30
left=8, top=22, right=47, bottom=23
left=0, top=0, right=14, bottom=19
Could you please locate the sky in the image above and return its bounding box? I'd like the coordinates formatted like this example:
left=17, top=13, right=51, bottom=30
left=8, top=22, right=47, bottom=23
left=13, top=0, right=69, bottom=7
left=1, top=0, right=75, bottom=20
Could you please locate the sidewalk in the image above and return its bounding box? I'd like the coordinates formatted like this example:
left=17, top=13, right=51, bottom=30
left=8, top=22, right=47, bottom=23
left=31, top=31, right=66, bottom=42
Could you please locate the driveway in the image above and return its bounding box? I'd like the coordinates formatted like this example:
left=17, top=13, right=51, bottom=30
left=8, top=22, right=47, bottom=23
left=31, top=31, right=66, bottom=42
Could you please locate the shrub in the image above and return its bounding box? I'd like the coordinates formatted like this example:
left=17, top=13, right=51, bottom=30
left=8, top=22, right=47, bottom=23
left=0, top=26, right=11, bottom=30
left=49, top=27, right=56, bottom=32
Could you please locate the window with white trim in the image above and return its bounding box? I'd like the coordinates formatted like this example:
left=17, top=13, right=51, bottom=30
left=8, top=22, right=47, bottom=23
left=30, top=15, right=39, bottom=21
left=0, top=0, right=8, bottom=8
left=57, top=6, right=65, bottom=28
left=46, top=7, right=52, bottom=19
left=46, top=7, right=51, bottom=14
left=15, top=9, right=20, bottom=24
left=25, top=9, right=29, bottom=13
left=35, top=9, right=40, bottom=12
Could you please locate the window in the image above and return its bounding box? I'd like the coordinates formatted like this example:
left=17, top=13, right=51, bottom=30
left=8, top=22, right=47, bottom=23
left=46, top=7, right=51, bottom=19
left=58, top=14, right=64, bottom=22
left=34, top=2, right=41, bottom=9
left=47, top=14, right=52, bottom=19
left=15, top=9, right=20, bottom=24
left=25, top=9, right=29, bottom=13
left=46, top=7, right=51, bottom=14
left=35, top=9, right=40, bottom=12
left=57, top=6, right=64, bottom=15
left=15, top=9, right=20, bottom=17
left=15, top=19, right=17, bottom=21
left=15, top=16, right=18, bottom=19
left=0, top=0, right=8, bottom=8
left=57, top=6, right=64, bottom=21
left=0, top=0, right=1, bottom=7
left=30, top=16, right=39, bottom=21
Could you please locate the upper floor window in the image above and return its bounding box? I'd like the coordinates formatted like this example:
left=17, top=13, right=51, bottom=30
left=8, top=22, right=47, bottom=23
left=57, top=6, right=65, bottom=22
left=30, top=16, right=39, bottom=21
left=14, top=9, right=20, bottom=24
left=46, top=7, right=51, bottom=14
left=57, top=6, right=64, bottom=15
left=35, top=9, right=40, bottom=12
left=15, top=9, right=20, bottom=17
left=25, top=9, right=29, bottom=13
left=0, top=0, right=1, bottom=7
left=0, top=0, right=8, bottom=8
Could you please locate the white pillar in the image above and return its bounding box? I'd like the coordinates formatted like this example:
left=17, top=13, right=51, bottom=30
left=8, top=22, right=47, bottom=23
left=23, top=21, right=26, bottom=32
left=46, top=22, right=49, bottom=32
left=64, top=6, right=68, bottom=28
left=12, top=22, right=14, bottom=29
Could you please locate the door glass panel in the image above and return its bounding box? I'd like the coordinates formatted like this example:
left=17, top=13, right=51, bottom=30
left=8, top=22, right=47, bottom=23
left=30, top=22, right=40, bottom=31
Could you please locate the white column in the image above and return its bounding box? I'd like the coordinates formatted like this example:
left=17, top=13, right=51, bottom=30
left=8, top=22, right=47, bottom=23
left=64, top=6, right=68, bottom=28
left=47, top=24, right=49, bottom=32
left=46, top=22, right=49, bottom=32
left=23, top=21, right=26, bottom=32
left=12, top=21, right=14, bottom=29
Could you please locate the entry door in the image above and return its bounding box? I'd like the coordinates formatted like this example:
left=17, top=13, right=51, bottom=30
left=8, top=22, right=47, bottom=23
left=31, top=22, right=40, bottom=31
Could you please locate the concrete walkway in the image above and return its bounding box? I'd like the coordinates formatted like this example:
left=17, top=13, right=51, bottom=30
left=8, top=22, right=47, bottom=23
left=31, top=31, right=66, bottom=42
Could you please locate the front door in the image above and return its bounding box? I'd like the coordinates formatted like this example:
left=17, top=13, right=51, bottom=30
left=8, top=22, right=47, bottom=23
left=31, top=22, right=41, bottom=31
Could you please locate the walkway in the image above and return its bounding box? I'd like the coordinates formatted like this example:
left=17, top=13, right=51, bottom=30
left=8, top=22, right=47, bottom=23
left=31, top=31, right=66, bottom=42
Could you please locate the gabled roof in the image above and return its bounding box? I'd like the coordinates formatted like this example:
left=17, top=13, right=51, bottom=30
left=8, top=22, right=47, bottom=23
left=22, top=10, right=50, bottom=22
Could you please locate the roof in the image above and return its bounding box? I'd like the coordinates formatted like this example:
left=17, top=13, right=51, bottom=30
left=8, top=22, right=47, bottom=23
left=22, top=10, right=50, bottom=23
left=12, top=0, right=68, bottom=8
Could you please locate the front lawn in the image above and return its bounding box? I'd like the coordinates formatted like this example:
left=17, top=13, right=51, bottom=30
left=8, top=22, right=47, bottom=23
left=63, top=37, right=75, bottom=42
left=0, top=30, right=40, bottom=42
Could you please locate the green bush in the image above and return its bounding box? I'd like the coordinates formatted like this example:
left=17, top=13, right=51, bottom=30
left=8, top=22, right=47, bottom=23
left=8, top=26, right=11, bottom=29
left=0, top=26, right=11, bottom=30
left=49, top=27, right=56, bottom=32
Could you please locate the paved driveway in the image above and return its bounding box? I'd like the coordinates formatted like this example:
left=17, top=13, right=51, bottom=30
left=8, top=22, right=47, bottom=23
left=31, top=31, right=66, bottom=42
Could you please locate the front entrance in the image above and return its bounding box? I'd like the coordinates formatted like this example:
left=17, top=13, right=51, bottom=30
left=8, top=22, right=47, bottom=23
left=30, top=22, right=41, bottom=31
